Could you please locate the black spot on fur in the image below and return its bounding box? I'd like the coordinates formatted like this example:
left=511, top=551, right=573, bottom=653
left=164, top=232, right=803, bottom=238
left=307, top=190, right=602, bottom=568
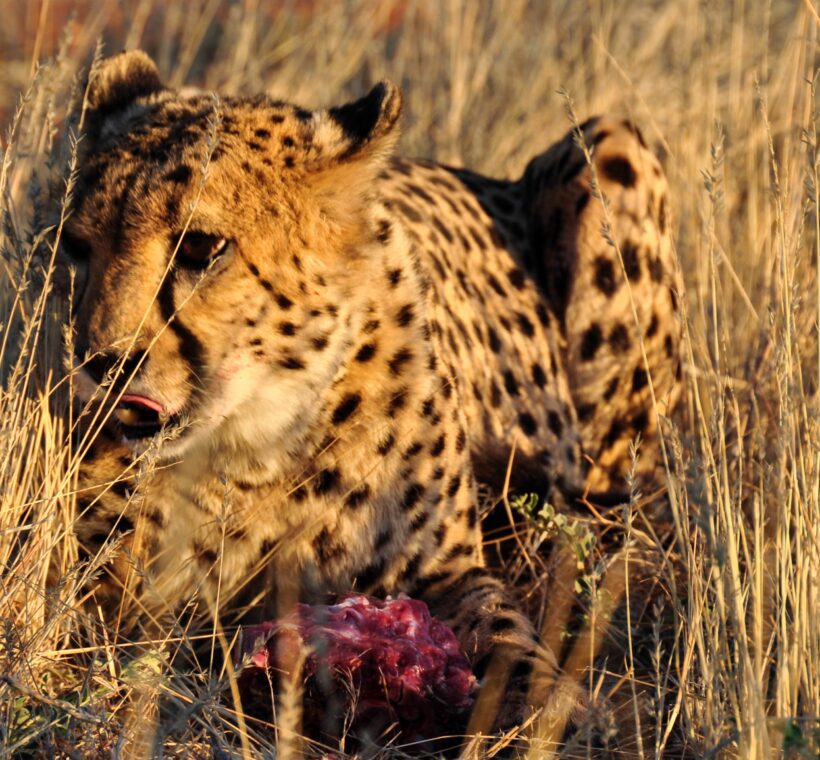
left=507, top=267, right=526, bottom=289
left=621, top=242, right=642, bottom=281
left=658, top=195, right=667, bottom=233
left=275, top=292, right=293, bottom=310
left=144, top=510, right=165, bottom=527
left=455, top=429, right=467, bottom=453
left=314, top=528, right=342, bottom=563
left=396, top=303, right=414, bottom=326
left=518, top=412, right=538, bottom=436
left=165, top=165, right=192, bottom=184
left=195, top=544, right=219, bottom=566
left=487, top=327, right=502, bottom=353
left=332, top=393, right=361, bottom=425
left=580, top=323, right=603, bottom=361
left=430, top=434, right=446, bottom=457
left=605, top=418, right=624, bottom=447
left=433, top=217, right=454, bottom=243
left=395, top=199, right=423, bottom=224
left=603, top=375, right=619, bottom=401
left=516, top=312, right=535, bottom=337
left=503, top=370, right=519, bottom=396
left=547, top=411, right=563, bottom=437
left=407, top=183, right=435, bottom=204
left=594, top=256, right=618, bottom=296
left=403, top=441, right=423, bottom=460
left=422, top=397, right=435, bottom=417
left=355, top=342, right=377, bottom=362
left=411, top=511, right=430, bottom=532
left=313, top=468, right=340, bottom=495
left=400, top=553, right=423, bottom=581
left=402, top=483, right=425, bottom=511
left=609, top=323, right=631, bottom=352
left=632, top=366, right=648, bottom=392
left=279, top=355, right=305, bottom=370
left=489, top=381, right=502, bottom=408
left=649, top=256, right=664, bottom=283
left=486, top=274, right=507, bottom=297
left=632, top=409, right=649, bottom=434
left=388, top=387, right=408, bottom=417
left=377, top=220, right=392, bottom=244
left=443, top=543, right=472, bottom=562
left=356, top=558, right=386, bottom=591
left=577, top=402, right=596, bottom=421
left=375, top=529, right=393, bottom=551
left=377, top=433, right=395, bottom=456
left=388, top=347, right=414, bottom=376
left=532, top=362, right=547, bottom=388
left=346, top=484, right=370, bottom=509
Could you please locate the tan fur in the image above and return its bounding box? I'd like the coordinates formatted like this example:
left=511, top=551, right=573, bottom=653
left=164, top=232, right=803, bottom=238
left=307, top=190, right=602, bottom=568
left=64, top=52, right=680, bottom=732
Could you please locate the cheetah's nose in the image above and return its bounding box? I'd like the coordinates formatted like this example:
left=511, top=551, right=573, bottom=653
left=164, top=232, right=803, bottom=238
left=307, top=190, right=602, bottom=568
left=76, top=347, right=148, bottom=386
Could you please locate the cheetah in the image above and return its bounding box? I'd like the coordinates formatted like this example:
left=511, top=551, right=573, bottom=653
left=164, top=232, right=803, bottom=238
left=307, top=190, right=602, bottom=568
left=62, top=51, right=680, bottom=733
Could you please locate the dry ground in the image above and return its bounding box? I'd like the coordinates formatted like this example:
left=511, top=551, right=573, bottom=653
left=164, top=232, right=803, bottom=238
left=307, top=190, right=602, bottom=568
left=0, top=1, right=818, bottom=757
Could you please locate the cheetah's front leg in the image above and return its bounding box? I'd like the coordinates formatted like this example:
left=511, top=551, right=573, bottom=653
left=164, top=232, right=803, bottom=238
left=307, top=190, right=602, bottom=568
left=412, top=560, right=582, bottom=736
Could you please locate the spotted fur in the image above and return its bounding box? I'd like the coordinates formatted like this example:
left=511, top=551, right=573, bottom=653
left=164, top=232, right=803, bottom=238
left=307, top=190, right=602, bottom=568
left=64, top=51, right=680, bottom=731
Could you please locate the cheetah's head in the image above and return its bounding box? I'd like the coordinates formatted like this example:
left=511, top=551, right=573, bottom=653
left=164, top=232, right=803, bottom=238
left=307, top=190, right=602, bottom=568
left=62, top=51, right=402, bottom=461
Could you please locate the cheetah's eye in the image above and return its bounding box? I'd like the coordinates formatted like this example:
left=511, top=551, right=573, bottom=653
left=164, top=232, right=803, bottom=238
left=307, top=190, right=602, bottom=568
left=59, top=230, right=92, bottom=263
left=174, top=231, right=231, bottom=270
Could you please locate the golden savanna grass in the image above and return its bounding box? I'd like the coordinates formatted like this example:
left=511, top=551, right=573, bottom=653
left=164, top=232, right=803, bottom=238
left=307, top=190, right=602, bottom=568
left=0, top=1, right=819, bottom=757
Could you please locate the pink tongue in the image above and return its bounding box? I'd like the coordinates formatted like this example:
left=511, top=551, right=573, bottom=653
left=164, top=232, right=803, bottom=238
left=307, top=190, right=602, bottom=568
left=120, top=394, right=164, bottom=414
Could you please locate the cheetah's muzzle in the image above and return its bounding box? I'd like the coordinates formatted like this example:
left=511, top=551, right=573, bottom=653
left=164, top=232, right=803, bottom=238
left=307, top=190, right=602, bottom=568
left=113, top=394, right=173, bottom=440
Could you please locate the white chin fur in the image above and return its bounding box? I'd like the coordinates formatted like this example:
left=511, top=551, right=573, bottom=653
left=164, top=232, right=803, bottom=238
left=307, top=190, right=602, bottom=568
left=153, top=358, right=329, bottom=473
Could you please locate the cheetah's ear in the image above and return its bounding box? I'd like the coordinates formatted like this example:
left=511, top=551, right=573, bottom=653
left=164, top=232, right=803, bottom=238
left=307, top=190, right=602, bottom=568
left=308, top=82, right=402, bottom=226
left=318, top=80, right=402, bottom=163
left=85, top=50, right=165, bottom=117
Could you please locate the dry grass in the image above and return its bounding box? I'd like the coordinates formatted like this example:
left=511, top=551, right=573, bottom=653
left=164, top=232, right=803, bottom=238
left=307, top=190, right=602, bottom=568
left=0, top=0, right=819, bottom=757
